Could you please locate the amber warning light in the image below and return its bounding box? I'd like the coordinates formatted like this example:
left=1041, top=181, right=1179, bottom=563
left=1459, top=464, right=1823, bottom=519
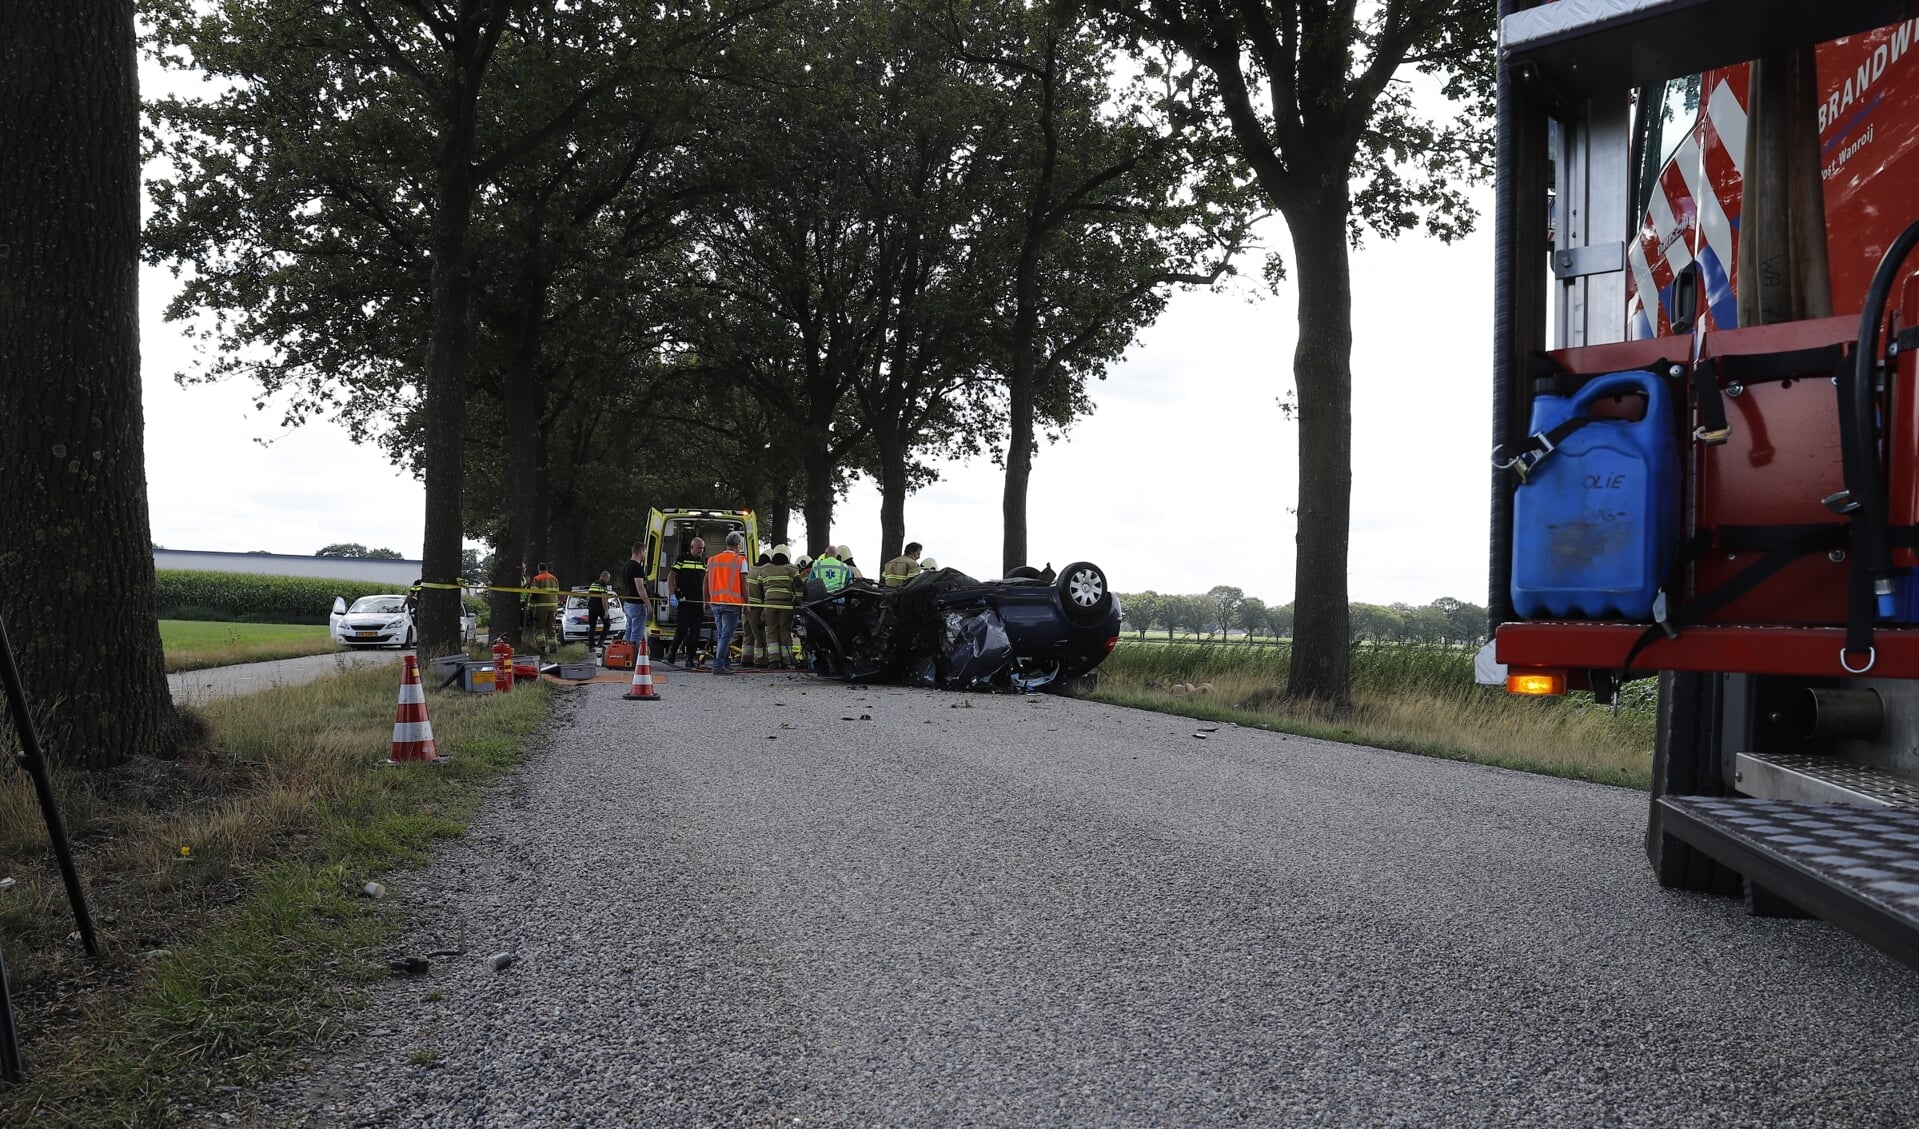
left=1506, top=668, right=1568, bottom=697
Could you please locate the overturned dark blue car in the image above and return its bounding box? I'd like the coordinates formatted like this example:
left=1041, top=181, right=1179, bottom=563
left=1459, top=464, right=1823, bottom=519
left=799, top=562, right=1120, bottom=692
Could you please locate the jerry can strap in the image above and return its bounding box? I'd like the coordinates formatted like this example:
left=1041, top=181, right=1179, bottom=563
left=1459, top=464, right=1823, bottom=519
left=1492, top=414, right=1597, bottom=482
left=1617, top=523, right=1850, bottom=679
left=1496, top=356, right=1682, bottom=482
left=1615, top=520, right=1919, bottom=679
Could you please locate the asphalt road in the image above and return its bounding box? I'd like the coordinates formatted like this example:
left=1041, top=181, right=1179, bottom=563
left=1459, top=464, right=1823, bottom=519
left=168, top=648, right=398, bottom=705
left=227, top=671, right=1919, bottom=1127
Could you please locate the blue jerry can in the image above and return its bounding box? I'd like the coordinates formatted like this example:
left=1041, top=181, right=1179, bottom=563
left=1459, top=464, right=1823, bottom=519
left=1511, top=370, right=1679, bottom=620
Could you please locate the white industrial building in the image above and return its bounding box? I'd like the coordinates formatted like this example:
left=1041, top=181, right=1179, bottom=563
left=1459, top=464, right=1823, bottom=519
left=153, top=549, right=421, bottom=588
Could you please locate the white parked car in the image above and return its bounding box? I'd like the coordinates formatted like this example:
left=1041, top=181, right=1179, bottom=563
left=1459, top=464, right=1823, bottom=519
left=329, top=594, right=476, bottom=648
left=555, top=592, right=627, bottom=646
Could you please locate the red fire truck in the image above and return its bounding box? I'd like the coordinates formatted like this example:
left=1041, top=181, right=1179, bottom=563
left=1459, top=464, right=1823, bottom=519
left=1492, top=1, right=1919, bottom=964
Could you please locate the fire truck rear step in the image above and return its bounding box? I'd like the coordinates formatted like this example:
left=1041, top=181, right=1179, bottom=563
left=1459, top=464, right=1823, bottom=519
left=1732, top=753, right=1919, bottom=809
left=1658, top=797, right=1919, bottom=971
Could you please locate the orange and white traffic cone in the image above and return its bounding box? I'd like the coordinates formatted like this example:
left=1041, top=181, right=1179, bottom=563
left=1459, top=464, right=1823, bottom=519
left=623, top=634, right=660, bottom=701
left=388, top=654, right=443, bottom=763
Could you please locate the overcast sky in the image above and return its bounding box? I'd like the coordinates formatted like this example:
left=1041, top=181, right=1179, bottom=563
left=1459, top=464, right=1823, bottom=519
left=138, top=61, right=1493, bottom=611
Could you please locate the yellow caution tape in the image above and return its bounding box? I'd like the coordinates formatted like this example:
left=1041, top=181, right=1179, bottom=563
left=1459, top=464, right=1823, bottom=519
left=411, top=580, right=805, bottom=610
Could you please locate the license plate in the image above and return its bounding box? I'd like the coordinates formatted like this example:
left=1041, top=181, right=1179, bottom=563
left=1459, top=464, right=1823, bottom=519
left=355, top=630, right=379, bottom=638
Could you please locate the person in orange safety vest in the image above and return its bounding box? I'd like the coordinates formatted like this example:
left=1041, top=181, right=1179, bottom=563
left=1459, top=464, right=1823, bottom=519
left=704, top=531, right=749, bottom=674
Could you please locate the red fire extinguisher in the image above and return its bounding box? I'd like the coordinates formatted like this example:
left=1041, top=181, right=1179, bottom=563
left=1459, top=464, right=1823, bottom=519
left=492, top=638, right=514, bottom=693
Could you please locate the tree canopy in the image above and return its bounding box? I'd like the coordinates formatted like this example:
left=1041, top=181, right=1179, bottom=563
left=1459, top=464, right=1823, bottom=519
left=315, top=542, right=404, bottom=559
left=144, top=0, right=1267, bottom=606
left=143, top=0, right=1487, bottom=670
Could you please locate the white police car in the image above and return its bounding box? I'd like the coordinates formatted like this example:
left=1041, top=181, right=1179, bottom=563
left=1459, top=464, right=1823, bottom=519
left=554, top=592, right=628, bottom=646
left=329, top=594, right=476, bottom=648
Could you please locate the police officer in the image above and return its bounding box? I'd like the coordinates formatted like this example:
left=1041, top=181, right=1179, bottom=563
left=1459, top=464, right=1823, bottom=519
left=585, top=570, right=613, bottom=652
left=663, top=537, right=706, bottom=665
left=881, top=542, right=923, bottom=588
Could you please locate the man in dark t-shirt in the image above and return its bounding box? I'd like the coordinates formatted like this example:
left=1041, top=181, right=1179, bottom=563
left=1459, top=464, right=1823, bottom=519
left=620, top=542, right=651, bottom=647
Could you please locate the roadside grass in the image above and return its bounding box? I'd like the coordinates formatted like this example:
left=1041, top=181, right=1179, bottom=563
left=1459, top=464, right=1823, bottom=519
left=0, top=665, right=551, bottom=1127
left=158, top=619, right=340, bottom=673
left=1092, top=642, right=1656, bottom=790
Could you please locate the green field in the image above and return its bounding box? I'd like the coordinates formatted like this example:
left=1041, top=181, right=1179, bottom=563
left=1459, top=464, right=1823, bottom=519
left=158, top=619, right=339, bottom=672
left=1092, top=640, right=1657, bottom=789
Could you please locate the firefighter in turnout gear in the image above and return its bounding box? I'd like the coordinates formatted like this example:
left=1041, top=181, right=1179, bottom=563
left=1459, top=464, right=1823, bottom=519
left=529, top=563, right=560, bottom=651
left=760, top=546, right=800, bottom=670
left=743, top=552, right=770, bottom=666
left=881, top=542, right=923, bottom=588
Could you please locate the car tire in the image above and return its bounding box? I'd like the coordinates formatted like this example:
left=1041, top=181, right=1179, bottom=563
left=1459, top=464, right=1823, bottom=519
left=1006, top=565, right=1044, bottom=580
left=1647, top=670, right=1741, bottom=895
left=1056, top=561, right=1112, bottom=626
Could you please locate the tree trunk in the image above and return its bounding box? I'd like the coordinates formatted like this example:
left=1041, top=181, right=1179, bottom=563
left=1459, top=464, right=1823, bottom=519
left=529, top=423, right=551, bottom=569
left=877, top=433, right=908, bottom=564
left=1002, top=246, right=1041, bottom=574
left=0, top=0, right=179, bottom=767
left=1284, top=206, right=1354, bottom=705
left=485, top=526, right=523, bottom=647
left=1002, top=34, right=1058, bottom=577
left=802, top=447, right=834, bottom=558
left=767, top=502, right=791, bottom=550
left=489, top=257, right=546, bottom=643
left=416, top=50, right=484, bottom=658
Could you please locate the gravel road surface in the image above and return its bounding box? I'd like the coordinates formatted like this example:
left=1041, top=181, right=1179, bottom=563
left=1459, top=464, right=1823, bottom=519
left=224, top=672, right=1919, bottom=1127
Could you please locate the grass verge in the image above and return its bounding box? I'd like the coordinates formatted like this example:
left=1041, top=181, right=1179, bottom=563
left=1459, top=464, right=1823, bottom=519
left=1090, top=641, right=1656, bottom=790
left=0, top=664, right=551, bottom=1127
left=158, top=620, right=341, bottom=673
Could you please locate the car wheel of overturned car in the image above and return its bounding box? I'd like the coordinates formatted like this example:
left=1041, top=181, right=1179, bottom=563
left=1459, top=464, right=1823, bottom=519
left=1005, top=565, right=1044, bottom=580
left=1056, top=561, right=1112, bottom=625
